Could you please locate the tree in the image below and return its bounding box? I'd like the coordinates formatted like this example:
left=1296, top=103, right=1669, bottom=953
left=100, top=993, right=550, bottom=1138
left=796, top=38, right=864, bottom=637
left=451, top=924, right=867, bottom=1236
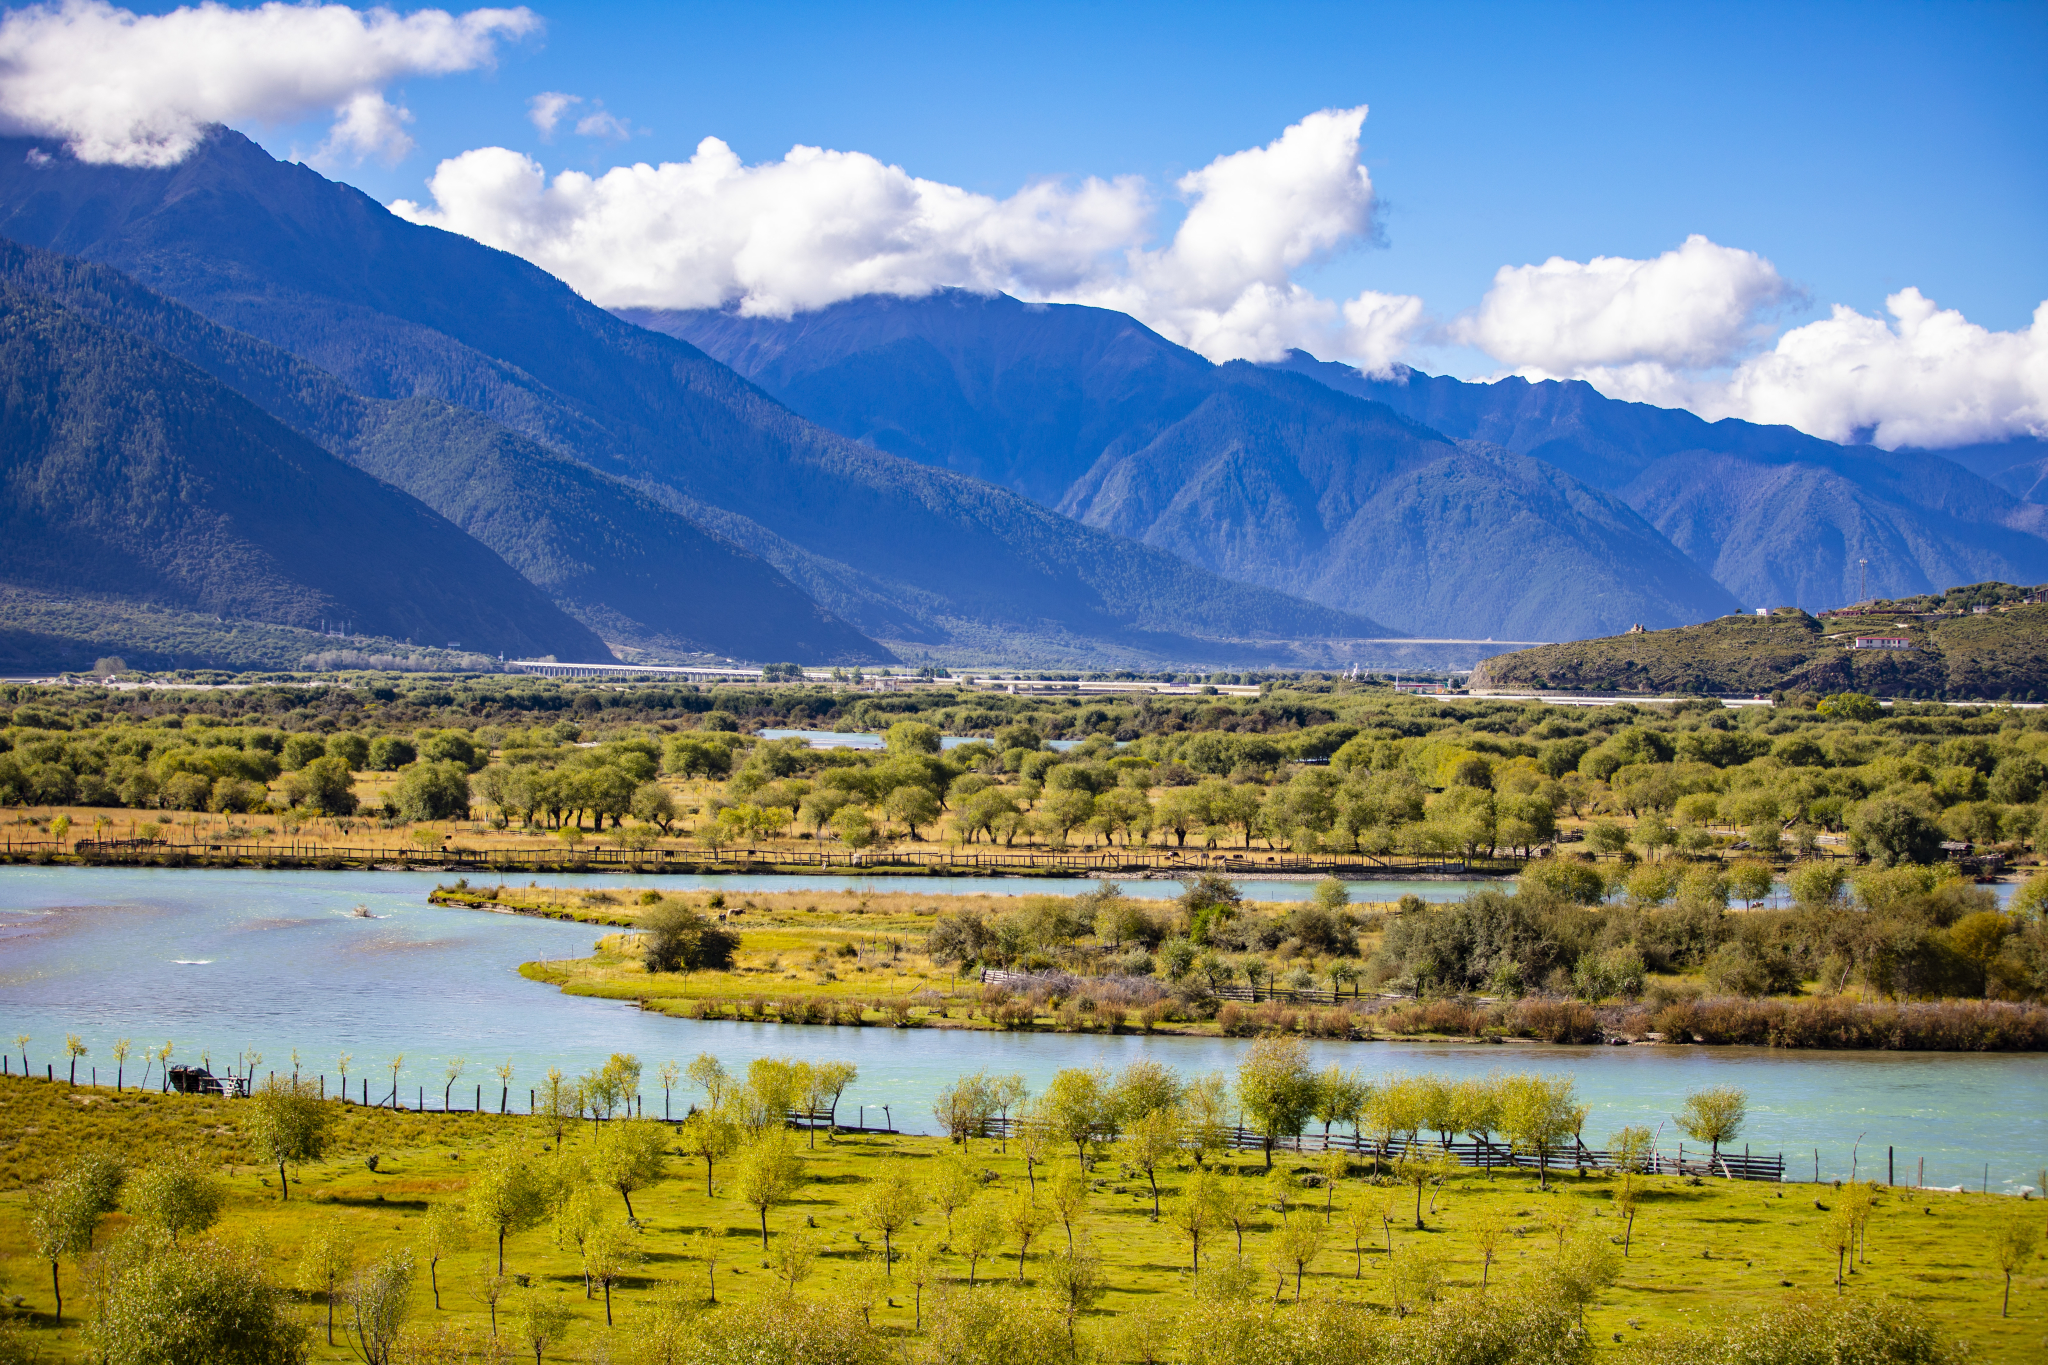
left=1047, top=1166, right=1088, bottom=1252
left=536, top=1067, right=579, bottom=1146
left=886, top=785, right=942, bottom=839
left=858, top=1165, right=925, bottom=1273
left=299, top=1223, right=358, bottom=1347
left=1821, top=1206, right=1855, bottom=1291
left=1994, top=1213, right=2041, bottom=1317
left=679, top=1108, right=738, bottom=1195
left=1386, top=1245, right=1446, bottom=1318
left=1497, top=1073, right=1582, bottom=1190
left=1852, top=798, right=1940, bottom=868
left=385, top=760, right=471, bottom=822
left=1214, top=1174, right=1261, bottom=1258
left=1236, top=1036, right=1319, bottom=1170
left=246, top=1075, right=332, bottom=1201
left=641, top=902, right=740, bottom=973
left=934, top=1071, right=997, bottom=1146
left=1046, top=1242, right=1107, bottom=1340
left=1818, top=691, right=1882, bottom=722
left=1123, top=1105, right=1183, bottom=1217
left=125, top=1154, right=223, bottom=1243
left=466, top=1145, right=547, bottom=1275
left=1607, top=1126, right=1653, bottom=1255
left=1163, top=1169, right=1217, bottom=1273
left=630, top=781, right=677, bottom=832
left=925, top=1153, right=981, bottom=1238
left=1949, top=911, right=2014, bottom=998
left=1314, top=1149, right=1348, bottom=1222
left=687, top=1052, right=737, bottom=1108
left=582, top=1217, right=642, bottom=1325
left=91, top=1235, right=308, bottom=1365
left=1041, top=1066, right=1113, bottom=1165
left=1673, top=1086, right=1747, bottom=1165
left=591, top=1119, right=667, bottom=1219
left=28, top=1153, right=121, bottom=1323
left=284, top=755, right=358, bottom=815
left=1004, top=1188, right=1052, bottom=1282
left=419, top=1201, right=469, bottom=1310
left=771, top=1223, right=824, bottom=1296
left=901, top=1238, right=940, bottom=1330
left=812, top=1059, right=859, bottom=1131
left=344, top=1248, right=416, bottom=1365
left=513, top=1288, right=570, bottom=1365
left=1275, top=1217, right=1326, bottom=1302
left=731, top=1131, right=804, bottom=1249
left=955, top=1197, right=1004, bottom=1286
left=1471, top=1210, right=1508, bottom=1287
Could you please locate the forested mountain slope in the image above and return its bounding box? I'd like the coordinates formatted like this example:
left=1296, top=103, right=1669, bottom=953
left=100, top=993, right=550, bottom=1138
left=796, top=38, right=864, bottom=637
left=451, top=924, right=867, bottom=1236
left=1271, top=354, right=2048, bottom=612
left=0, top=241, right=887, bottom=666
left=0, top=130, right=1384, bottom=669
left=0, top=281, right=605, bottom=662
left=644, top=291, right=1740, bottom=639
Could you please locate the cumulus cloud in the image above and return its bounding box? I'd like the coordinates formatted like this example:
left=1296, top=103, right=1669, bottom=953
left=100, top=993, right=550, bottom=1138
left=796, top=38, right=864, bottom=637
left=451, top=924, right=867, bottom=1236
left=0, top=0, right=538, bottom=167
left=1460, top=238, right=2046, bottom=449
left=390, top=105, right=1425, bottom=367
left=1457, top=234, right=1790, bottom=372
left=1704, top=290, right=2048, bottom=448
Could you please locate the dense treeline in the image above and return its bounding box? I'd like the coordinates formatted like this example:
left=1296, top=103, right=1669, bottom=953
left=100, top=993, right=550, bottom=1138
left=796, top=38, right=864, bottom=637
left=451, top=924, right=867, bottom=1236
left=6, top=676, right=2048, bottom=1006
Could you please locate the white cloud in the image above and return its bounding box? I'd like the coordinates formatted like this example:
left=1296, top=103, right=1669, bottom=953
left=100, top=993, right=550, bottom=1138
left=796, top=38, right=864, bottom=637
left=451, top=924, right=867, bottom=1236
left=1460, top=238, right=2047, bottom=449
left=527, top=91, right=578, bottom=141
left=1706, top=290, right=2048, bottom=448
left=574, top=108, right=632, bottom=141
left=390, top=106, right=1425, bottom=367
left=0, top=0, right=539, bottom=167
left=1457, top=234, right=1790, bottom=372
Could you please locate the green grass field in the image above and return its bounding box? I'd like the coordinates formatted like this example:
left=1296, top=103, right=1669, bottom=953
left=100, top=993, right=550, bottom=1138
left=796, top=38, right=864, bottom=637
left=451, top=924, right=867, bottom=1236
left=2, top=1074, right=2043, bottom=1362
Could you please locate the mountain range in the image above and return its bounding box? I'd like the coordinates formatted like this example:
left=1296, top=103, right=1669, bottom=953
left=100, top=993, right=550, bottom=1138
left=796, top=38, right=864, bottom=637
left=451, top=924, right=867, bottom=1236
left=0, top=129, right=1382, bottom=672
left=641, top=291, right=2048, bottom=636
left=0, top=125, right=2039, bottom=673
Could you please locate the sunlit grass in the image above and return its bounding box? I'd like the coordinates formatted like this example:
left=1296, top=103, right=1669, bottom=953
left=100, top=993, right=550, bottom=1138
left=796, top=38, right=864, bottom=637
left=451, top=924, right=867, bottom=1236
left=0, top=1074, right=2041, bottom=1361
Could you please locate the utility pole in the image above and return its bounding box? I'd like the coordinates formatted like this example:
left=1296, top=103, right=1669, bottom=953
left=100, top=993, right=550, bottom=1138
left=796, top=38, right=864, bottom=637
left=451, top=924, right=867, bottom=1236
left=1858, top=558, right=1868, bottom=603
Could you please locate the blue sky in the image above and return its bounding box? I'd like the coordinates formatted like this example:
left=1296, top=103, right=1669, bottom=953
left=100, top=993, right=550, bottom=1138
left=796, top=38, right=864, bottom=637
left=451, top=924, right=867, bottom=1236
left=300, top=0, right=2048, bottom=341
left=27, top=0, right=2045, bottom=440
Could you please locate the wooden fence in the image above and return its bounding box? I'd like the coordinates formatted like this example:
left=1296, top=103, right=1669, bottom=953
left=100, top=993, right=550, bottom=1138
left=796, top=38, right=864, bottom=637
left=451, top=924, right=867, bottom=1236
left=17, top=838, right=1518, bottom=880
left=972, top=1115, right=1785, bottom=1182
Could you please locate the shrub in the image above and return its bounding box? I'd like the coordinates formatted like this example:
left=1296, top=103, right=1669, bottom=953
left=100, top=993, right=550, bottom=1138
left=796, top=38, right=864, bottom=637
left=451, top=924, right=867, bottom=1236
left=641, top=904, right=739, bottom=973
left=1514, top=999, right=1601, bottom=1043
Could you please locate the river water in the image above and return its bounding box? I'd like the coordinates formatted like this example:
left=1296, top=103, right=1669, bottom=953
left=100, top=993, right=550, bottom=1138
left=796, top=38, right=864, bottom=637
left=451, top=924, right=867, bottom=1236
left=1, top=866, right=2040, bottom=1191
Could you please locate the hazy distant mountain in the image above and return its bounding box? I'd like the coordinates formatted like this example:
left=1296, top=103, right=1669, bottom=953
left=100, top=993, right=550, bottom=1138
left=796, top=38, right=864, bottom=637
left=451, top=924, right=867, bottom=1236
left=0, top=130, right=1382, bottom=669
left=1918, top=436, right=2048, bottom=506
left=0, top=240, right=887, bottom=666
left=641, top=291, right=1742, bottom=638
left=1269, top=354, right=2048, bottom=611
left=0, top=278, right=605, bottom=663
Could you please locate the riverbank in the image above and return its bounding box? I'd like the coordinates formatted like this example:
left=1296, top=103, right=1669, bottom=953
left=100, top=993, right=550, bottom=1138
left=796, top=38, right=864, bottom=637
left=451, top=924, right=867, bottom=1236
left=0, top=1071, right=2039, bottom=1363
left=439, top=882, right=2048, bottom=1053
left=7, top=865, right=2045, bottom=1192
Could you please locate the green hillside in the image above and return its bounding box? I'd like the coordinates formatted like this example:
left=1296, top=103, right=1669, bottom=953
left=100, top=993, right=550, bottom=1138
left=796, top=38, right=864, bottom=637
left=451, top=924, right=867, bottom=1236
left=0, top=585, right=496, bottom=674
left=1472, top=583, right=2048, bottom=700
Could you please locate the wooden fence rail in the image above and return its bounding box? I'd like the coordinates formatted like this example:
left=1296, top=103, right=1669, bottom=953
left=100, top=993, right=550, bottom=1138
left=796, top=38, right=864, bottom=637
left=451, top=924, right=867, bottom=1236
left=969, top=1115, right=1784, bottom=1182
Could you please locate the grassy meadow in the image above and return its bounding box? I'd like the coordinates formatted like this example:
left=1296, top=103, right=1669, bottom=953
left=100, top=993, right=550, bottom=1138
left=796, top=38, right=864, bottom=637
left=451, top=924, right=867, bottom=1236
left=2, top=1071, right=2044, bottom=1362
